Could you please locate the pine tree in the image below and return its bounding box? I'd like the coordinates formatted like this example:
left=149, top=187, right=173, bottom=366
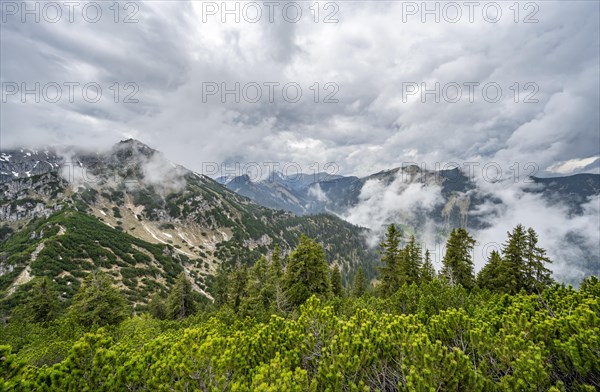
left=330, top=265, right=343, bottom=297
left=270, top=244, right=283, bottom=281
left=352, top=266, right=368, bottom=297
left=284, top=235, right=331, bottom=306
left=269, top=244, right=288, bottom=313
left=213, top=263, right=230, bottom=306
left=501, top=224, right=528, bottom=293
left=167, top=272, right=196, bottom=320
left=420, top=249, right=436, bottom=283
left=399, top=235, right=422, bottom=285
left=524, top=227, right=554, bottom=292
left=228, top=264, right=249, bottom=312
left=379, top=224, right=402, bottom=296
left=243, top=256, right=274, bottom=315
left=148, top=293, right=167, bottom=320
left=477, top=250, right=505, bottom=292
left=22, top=276, right=60, bottom=323
left=441, top=228, right=476, bottom=289
left=69, top=271, right=129, bottom=327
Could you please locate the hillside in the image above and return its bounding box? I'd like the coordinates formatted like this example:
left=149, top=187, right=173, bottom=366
left=0, top=140, right=377, bottom=312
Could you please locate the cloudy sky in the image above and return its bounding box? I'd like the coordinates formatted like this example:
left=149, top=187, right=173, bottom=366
left=1, top=0, right=599, bottom=178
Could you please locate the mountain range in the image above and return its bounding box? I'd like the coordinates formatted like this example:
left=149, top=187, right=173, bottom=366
left=0, top=140, right=376, bottom=312
left=1, top=139, right=599, bottom=313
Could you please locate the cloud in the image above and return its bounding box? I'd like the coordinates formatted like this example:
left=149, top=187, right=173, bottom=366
left=342, top=171, right=445, bottom=247
left=1, top=2, right=597, bottom=179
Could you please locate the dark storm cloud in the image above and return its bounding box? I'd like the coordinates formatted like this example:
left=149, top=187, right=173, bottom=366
left=1, top=1, right=598, bottom=177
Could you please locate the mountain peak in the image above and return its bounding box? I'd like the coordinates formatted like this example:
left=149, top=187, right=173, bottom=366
left=111, top=139, right=157, bottom=161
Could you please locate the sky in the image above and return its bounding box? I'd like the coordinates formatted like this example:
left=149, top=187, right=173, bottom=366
left=1, top=0, right=599, bottom=178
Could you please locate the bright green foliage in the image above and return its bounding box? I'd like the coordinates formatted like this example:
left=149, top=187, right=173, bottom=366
left=352, top=266, right=368, bottom=297
left=68, top=271, right=129, bottom=327
left=420, top=249, right=436, bottom=282
left=379, top=224, right=402, bottom=296
left=330, top=265, right=343, bottom=297
left=284, top=235, right=331, bottom=306
left=441, top=228, right=476, bottom=289
left=2, top=279, right=600, bottom=391
left=167, top=272, right=196, bottom=320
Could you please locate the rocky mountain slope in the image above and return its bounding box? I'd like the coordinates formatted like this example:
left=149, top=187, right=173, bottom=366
left=0, top=140, right=377, bottom=312
left=220, top=165, right=600, bottom=228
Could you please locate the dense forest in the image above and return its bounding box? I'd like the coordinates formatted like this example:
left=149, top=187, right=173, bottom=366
left=1, top=225, right=598, bottom=391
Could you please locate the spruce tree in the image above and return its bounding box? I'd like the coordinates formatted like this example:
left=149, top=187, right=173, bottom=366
left=23, top=276, right=60, bottom=323
left=352, top=266, right=368, bottom=297
left=477, top=250, right=506, bottom=292
left=167, top=272, right=196, bottom=320
left=420, top=249, right=436, bottom=283
left=330, top=265, right=343, bottom=297
left=213, top=264, right=230, bottom=306
left=228, top=264, right=249, bottom=312
left=243, top=256, right=274, bottom=315
left=399, top=235, right=422, bottom=285
left=69, top=271, right=129, bottom=327
left=524, top=227, right=554, bottom=292
left=270, top=244, right=283, bottom=281
left=269, top=244, right=288, bottom=313
left=148, top=293, right=167, bottom=320
left=501, top=224, right=528, bottom=293
left=441, top=228, right=476, bottom=289
left=379, top=224, right=402, bottom=296
left=284, top=235, right=331, bottom=306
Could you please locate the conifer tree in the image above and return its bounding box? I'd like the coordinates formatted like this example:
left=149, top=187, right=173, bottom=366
left=167, top=272, right=196, bottom=320
left=501, top=224, right=528, bottom=293
left=270, top=244, right=283, bottom=281
left=379, top=224, right=402, bottom=296
left=284, top=235, right=331, bottom=306
left=524, top=227, right=554, bottom=292
left=477, top=250, right=505, bottom=292
left=69, top=271, right=129, bottom=327
left=228, top=264, right=249, bottom=312
left=269, top=244, right=288, bottom=313
left=148, top=293, right=167, bottom=320
left=420, top=249, right=436, bottom=283
left=352, top=266, right=368, bottom=297
left=399, top=235, right=422, bottom=285
left=498, top=225, right=554, bottom=293
left=243, top=256, right=274, bottom=315
left=441, top=228, right=476, bottom=289
left=22, top=276, right=60, bottom=323
left=213, top=264, right=230, bottom=306
left=330, top=265, right=343, bottom=297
